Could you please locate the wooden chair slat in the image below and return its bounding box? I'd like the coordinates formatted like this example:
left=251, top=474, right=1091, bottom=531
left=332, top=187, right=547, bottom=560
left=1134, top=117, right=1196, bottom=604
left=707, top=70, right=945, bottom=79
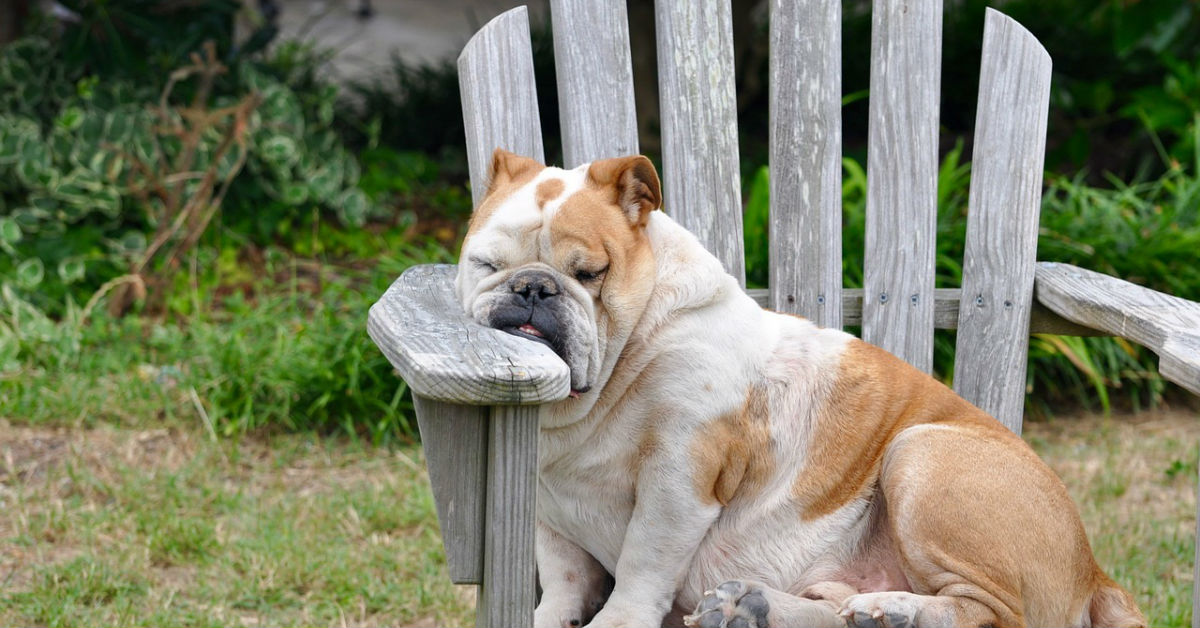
left=478, top=405, right=541, bottom=628
left=413, top=395, right=487, bottom=584
left=550, top=0, right=639, bottom=167
left=861, top=0, right=942, bottom=372
left=953, top=9, right=1052, bottom=434
left=455, top=11, right=544, bottom=625
left=767, top=0, right=843, bottom=326
left=1195, top=463, right=1200, bottom=628
left=1036, top=262, right=1200, bottom=397
left=459, top=6, right=545, bottom=207
left=655, top=0, right=745, bottom=285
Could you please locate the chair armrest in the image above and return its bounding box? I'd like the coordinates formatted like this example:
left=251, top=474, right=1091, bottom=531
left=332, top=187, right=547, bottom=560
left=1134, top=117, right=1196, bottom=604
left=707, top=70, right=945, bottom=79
left=1034, top=262, right=1200, bottom=396
left=367, top=264, right=571, bottom=405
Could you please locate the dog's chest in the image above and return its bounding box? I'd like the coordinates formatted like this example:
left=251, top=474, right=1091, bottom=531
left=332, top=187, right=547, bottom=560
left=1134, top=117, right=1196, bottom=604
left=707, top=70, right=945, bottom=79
left=537, top=433, right=640, bottom=572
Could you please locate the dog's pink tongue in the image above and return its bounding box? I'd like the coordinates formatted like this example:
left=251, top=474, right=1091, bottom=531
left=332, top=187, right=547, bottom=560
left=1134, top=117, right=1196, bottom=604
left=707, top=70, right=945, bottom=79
left=518, top=324, right=544, bottom=338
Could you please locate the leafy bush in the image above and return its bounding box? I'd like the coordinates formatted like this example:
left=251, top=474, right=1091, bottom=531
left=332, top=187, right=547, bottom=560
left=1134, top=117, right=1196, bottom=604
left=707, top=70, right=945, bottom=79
left=0, top=31, right=377, bottom=315
left=1, top=241, right=454, bottom=443
left=50, top=0, right=243, bottom=79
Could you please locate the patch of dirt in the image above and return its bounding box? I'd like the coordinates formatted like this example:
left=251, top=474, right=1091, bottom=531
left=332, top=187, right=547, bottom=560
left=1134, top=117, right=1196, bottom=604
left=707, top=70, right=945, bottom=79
left=1025, top=407, right=1199, bottom=532
left=0, top=421, right=424, bottom=497
left=1026, top=407, right=1200, bottom=442
left=0, top=422, right=195, bottom=486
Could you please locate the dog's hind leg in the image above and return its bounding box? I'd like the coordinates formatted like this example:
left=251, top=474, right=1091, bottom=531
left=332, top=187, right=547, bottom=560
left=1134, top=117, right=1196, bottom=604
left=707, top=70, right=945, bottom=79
left=866, top=421, right=1122, bottom=628
left=682, top=579, right=846, bottom=628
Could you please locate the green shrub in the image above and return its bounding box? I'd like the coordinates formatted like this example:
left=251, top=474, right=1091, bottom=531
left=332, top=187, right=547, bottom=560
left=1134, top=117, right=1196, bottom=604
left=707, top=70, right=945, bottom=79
left=0, top=32, right=379, bottom=315
left=0, top=240, right=453, bottom=443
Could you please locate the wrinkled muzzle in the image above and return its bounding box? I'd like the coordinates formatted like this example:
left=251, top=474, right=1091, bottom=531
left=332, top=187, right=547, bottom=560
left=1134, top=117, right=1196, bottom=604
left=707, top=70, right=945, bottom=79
left=465, top=265, right=598, bottom=394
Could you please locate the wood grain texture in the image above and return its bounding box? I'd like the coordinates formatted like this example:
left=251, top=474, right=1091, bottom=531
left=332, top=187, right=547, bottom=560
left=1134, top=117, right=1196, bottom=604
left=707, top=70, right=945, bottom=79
left=367, top=264, right=571, bottom=404
left=413, top=395, right=487, bottom=584
left=1035, top=262, right=1200, bottom=396
left=767, top=0, right=842, bottom=326
left=458, top=6, right=544, bottom=206
left=952, top=9, right=1052, bottom=434
left=550, top=0, right=639, bottom=167
left=477, top=404, right=540, bottom=628
left=744, top=287, right=1098, bottom=335
left=655, top=0, right=745, bottom=285
left=861, top=0, right=942, bottom=372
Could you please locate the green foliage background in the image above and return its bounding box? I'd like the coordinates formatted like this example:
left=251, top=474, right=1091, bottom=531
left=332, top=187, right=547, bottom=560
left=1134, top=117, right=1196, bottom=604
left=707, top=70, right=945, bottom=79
left=1, top=0, right=1199, bottom=442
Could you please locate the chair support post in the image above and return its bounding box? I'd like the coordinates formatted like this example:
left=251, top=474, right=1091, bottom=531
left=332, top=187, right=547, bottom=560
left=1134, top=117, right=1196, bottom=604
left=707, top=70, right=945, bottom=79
left=477, top=404, right=540, bottom=627
left=1193, top=447, right=1199, bottom=628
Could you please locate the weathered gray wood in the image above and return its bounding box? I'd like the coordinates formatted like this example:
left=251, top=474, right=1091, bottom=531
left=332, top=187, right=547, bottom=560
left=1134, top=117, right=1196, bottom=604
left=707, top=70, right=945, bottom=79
left=1195, top=454, right=1200, bottom=628
left=655, top=0, right=745, bottom=285
left=413, top=395, right=487, bottom=584
left=861, top=0, right=942, bottom=373
left=767, top=0, right=843, bottom=326
left=458, top=7, right=545, bottom=206
left=952, top=9, right=1052, bottom=435
left=1194, top=455, right=1200, bottom=628
left=745, top=287, right=1098, bottom=336
left=478, top=404, right=540, bottom=628
left=1035, top=262, right=1200, bottom=396
left=367, top=264, right=571, bottom=405
left=550, top=0, right=639, bottom=167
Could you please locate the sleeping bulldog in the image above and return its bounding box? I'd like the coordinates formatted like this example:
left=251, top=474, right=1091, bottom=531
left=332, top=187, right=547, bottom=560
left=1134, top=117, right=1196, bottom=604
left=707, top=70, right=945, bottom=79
left=454, top=149, right=1145, bottom=628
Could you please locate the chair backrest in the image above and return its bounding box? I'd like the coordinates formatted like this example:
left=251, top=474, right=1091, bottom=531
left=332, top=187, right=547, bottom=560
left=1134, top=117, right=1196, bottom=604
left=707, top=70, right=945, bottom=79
left=458, top=0, right=1051, bottom=434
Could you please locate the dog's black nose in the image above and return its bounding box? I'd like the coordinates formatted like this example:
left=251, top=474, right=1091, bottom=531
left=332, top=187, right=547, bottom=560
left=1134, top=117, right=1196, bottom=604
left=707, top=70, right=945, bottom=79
left=508, top=270, right=560, bottom=304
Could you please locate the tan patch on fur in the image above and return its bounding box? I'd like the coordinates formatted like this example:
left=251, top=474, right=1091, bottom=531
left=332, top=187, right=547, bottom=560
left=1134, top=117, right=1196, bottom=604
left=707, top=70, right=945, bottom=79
left=1088, top=573, right=1146, bottom=628
left=796, top=340, right=1143, bottom=627
left=690, top=386, right=775, bottom=506
left=547, top=184, right=655, bottom=320
left=464, top=149, right=545, bottom=239
left=793, top=340, right=993, bottom=519
left=585, top=155, right=662, bottom=226
left=535, top=178, right=565, bottom=209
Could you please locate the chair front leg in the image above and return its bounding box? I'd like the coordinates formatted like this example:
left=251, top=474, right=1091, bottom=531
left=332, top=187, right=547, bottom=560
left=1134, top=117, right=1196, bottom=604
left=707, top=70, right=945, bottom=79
left=478, top=404, right=541, bottom=628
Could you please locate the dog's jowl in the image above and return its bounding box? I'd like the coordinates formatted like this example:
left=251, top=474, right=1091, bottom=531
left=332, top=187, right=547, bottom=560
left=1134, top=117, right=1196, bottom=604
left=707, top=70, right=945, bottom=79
left=454, top=149, right=1146, bottom=628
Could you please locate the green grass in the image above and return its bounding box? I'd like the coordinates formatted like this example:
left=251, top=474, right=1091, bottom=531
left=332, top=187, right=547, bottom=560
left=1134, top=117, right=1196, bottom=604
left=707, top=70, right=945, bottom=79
left=1, top=411, right=1193, bottom=627
left=1025, top=410, right=1200, bottom=627
left=0, top=425, right=474, bottom=627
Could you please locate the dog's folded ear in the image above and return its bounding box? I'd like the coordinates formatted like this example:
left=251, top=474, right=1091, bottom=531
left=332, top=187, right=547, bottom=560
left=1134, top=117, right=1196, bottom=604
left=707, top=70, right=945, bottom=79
left=586, top=155, right=662, bottom=227
left=487, top=148, right=544, bottom=195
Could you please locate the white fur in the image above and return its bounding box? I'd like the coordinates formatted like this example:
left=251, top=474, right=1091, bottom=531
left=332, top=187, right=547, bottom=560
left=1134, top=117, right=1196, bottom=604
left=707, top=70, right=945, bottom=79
left=458, top=163, right=869, bottom=627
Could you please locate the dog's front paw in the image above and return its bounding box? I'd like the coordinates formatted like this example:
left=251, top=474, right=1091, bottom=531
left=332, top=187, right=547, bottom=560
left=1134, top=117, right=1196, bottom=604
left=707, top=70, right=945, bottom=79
left=582, top=603, right=663, bottom=628
left=683, top=580, right=771, bottom=628
left=534, top=602, right=584, bottom=628
left=839, top=592, right=920, bottom=628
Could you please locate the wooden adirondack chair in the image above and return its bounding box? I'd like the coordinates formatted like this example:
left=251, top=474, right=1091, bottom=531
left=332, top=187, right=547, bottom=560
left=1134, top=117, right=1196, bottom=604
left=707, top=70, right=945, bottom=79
left=366, top=1, right=1200, bottom=626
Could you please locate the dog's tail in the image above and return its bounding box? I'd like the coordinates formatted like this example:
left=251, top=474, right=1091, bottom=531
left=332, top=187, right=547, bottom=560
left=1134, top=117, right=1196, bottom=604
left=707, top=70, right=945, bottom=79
left=1087, top=574, right=1145, bottom=628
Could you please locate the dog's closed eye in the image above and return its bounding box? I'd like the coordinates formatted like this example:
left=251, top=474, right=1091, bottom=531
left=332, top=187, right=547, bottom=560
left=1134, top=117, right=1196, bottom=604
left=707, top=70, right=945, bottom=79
left=470, top=256, right=499, bottom=273
left=574, top=265, right=609, bottom=283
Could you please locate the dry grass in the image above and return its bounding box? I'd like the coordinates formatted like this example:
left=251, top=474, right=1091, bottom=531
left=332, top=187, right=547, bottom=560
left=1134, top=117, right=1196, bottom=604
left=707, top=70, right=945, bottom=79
left=0, top=408, right=1195, bottom=627
left=0, top=422, right=475, bottom=627
left=1025, top=407, right=1199, bottom=627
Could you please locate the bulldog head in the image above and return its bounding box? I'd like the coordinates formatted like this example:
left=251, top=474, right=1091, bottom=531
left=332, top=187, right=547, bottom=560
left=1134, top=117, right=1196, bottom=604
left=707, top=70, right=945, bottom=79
left=455, top=149, right=662, bottom=395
